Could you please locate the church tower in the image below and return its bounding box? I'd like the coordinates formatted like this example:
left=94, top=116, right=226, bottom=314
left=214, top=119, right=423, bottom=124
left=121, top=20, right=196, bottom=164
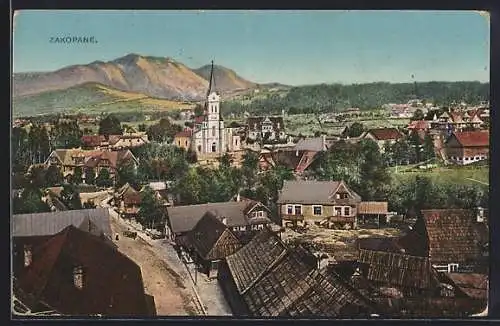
left=204, top=61, right=225, bottom=154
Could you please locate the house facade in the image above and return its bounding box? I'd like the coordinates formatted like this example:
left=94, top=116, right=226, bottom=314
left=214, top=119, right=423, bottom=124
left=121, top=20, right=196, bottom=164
left=174, top=128, right=193, bottom=151
left=44, top=149, right=139, bottom=183
left=362, top=128, right=404, bottom=152
left=277, top=180, right=362, bottom=229
left=14, top=225, right=153, bottom=316
left=246, top=116, right=286, bottom=142
left=165, top=200, right=276, bottom=244
left=444, top=131, right=489, bottom=165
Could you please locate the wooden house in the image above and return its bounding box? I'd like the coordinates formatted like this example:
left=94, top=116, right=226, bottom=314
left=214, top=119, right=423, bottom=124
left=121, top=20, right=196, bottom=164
left=362, top=128, right=404, bottom=152
left=12, top=208, right=113, bottom=276
left=114, top=183, right=141, bottom=218
left=444, top=131, right=489, bottom=165
left=400, top=209, right=489, bottom=274
left=357, top=202, right=389, bottom=227
left=44, top=149, right=138, bottom=184
left=165, top=200, right=275, bottom=244
left=218, top=228, right=374, bottom=317
left=15, top=225, right=154, bottom=316
left=277, top=180, right=362, bottom=228
left=182, top=211, right=242, bottom=278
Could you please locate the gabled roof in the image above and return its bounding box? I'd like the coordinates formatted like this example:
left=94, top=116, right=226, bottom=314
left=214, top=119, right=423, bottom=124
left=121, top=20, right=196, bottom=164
left=444, top=273, right=488, bottom=300
left=366, top=128, right=403, bottom=141
left=277, top=180, right=362, bottom=204
left=294, top=137, right=327, bottom=152
left=81, top=135, right=105, bottom=147
left=13, top=208, right=112, bottom=238
left=421, top=209, right=487, bottom=264
left=167, top=201, right=272, bottom=234
left=225, top=228, right=287, bottom=294
left=247, top=116, right=284, bottom=131
left=358, top=249, right=436, bottom=289
left=17, top=225, right=149, bottom=316
left=407, top=120, right=430, bottom=130
left=187, top=212, right=242, bottom=260
left=358, top=202, right=388, bottom=215
left=447, top=131, right=489, bottom=147
left=174, top=129, right=193, bottom=138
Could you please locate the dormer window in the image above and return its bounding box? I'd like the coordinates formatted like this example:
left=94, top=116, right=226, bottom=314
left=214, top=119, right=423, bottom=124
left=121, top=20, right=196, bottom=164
left=24, top=245, right=32, bottom=267
left=73, top=265, right=84, bottom=290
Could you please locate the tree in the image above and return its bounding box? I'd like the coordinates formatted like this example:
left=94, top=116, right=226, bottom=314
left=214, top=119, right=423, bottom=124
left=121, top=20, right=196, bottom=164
left=60, top=184, right=83, bottom=210
left=95, top=168, right=113, bottom=188
left=411, top=109, right=425, bottom=121
left=25, top=164, right=48, bottom=188
left=84, top=167, right=96, bottom=185
left=138, top=123, right=147, bottom=132
left=242, top=150, right=259, bottom=189
left=98, top=114, right=123, bottom=137
left=117, top=160, right=137, bottom=188
left=139, top=186, right=165, bottom=229
left=409, top=132, right=424, bottom=163
left=45, top=165, right=63, bottom=187
left=13, top=187, right=51, bottom=214
left=422, top=133, right=436, bottom=162
left=346, top=122, right=364, bottom=138
left=194, top=104, right=204, bottom=117
left=72, top=166, right=83, bottom=184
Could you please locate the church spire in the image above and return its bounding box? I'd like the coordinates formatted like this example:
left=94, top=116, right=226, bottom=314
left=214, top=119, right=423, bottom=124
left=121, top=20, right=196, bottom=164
left=207, top=60, right=216, bottom=97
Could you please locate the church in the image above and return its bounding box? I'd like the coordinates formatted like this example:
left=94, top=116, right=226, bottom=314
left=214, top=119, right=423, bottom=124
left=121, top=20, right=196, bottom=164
left=189, top=61, right=241, bottom=157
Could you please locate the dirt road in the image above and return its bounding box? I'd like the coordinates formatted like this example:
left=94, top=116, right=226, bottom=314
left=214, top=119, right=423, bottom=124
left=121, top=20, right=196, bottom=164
left=110, top=215, right=201, bottom=316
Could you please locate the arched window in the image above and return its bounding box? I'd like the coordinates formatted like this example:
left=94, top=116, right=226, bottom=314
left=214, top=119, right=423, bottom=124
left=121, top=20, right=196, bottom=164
left=212, top=143, right=217, bottom=152
left=197, top=145, right=202, bottom=152
left=212, top=126, right=216, bottom=137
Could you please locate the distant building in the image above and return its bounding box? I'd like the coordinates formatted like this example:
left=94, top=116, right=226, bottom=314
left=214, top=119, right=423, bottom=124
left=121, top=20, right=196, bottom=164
left=246, top=116, right=286, bottom=142
left=444, top=131, right=489, bottom=165
left=362, top=128, right=404, bottom=152
left=173, top=128, right=193, bottom=151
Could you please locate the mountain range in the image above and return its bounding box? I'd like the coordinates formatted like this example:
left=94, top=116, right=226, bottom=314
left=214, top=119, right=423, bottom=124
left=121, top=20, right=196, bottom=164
left=13, top=54, right=260, bottom=102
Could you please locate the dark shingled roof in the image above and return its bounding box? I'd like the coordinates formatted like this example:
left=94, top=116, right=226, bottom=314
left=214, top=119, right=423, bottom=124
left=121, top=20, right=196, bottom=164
left=225, top=228, right=288, bottom=294
left=444, top=273, right=488, bottom=300
left=188, top=212, right=242, bottom=260
left=421, top=209, right=487, bottom=264
left=358, top=249, right=436, bottom=289
left=17, top=225, right=150, bottom=316
left=277, top=180, right=362, bottom=204
left=366, top=128, right=404, bottom=141
left=167, top=201, right=272, bottom=234
left=13, top=208, right=112, bottom=238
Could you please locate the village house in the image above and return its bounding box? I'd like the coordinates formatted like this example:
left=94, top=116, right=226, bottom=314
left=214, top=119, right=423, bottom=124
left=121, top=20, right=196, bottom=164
left=173, top=128, right=193, bottom=151
left=113, top=183, right=142, bottom=219
left=143, top=181, right=173, bottom=207
left=14, top=225, right=155, bottom=316
left=217, top=228, right=374, bottom=317
left=258, top=136, right=328, bottom=174
left=246, top=116, right=286, bottom=143
left=165, top=199, right=277, bottom=245
left=12, top=208, right=113, bottom=276
left=431, top=110, right=486, bottom=132
left=278, top=180, right=386, bottom=229
left=178, top=211, right=242, bottom=278
left=108, top=131, right=149, bottom=150
left=397, top=209, right=489, bottom=274
left=81, top=135, right=107, bottom=150
left=44, top=148, right=139, bottom=183
left=362, top=128, right=404, bottom=152
left=444, top=130, right=489, bottom=165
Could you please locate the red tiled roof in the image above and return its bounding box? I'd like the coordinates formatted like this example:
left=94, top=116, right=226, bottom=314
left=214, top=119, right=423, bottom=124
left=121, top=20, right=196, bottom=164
left=451, top=131, right=489, bottom=147
left=367, top=128, right=403, bottom=141
left=407, top=120, right=430, bottom=130
left=81, top=135, right=105, bottom=147
left=194, top=116, right=206, bottom=124
left=174, top=128, right=193, bottom=138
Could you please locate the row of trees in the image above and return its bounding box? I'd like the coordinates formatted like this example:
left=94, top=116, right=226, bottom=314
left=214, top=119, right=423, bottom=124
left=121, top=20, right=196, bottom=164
left=221, top=81, right=489, bottom=115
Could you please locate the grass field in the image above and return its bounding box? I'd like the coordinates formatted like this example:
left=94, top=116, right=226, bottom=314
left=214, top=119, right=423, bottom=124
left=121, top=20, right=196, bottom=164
left=390, top=165, right=489, bottom=187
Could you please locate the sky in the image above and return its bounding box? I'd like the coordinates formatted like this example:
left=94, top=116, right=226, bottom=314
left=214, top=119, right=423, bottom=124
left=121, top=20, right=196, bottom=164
left=13, top=10, right=490, bottom=85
